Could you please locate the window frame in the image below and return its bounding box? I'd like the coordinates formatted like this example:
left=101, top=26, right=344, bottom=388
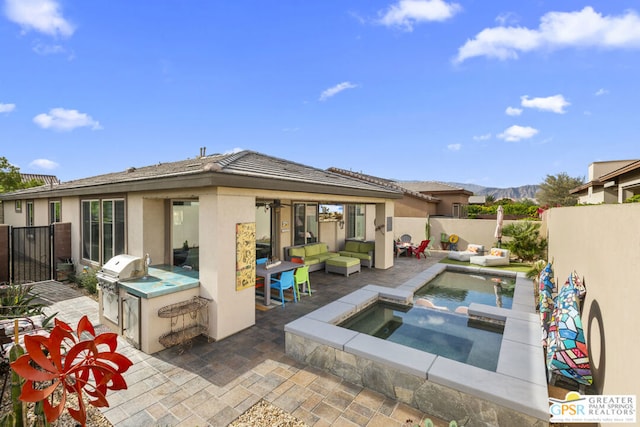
left=81, top=198, right=126, bottom=265
left=49, top=200, right=61, bottom=223
left=26, top=201, right=34, bottom=226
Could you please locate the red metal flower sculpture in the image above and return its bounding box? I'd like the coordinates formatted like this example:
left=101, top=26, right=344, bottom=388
left=10, top=315, right=132, bottom=425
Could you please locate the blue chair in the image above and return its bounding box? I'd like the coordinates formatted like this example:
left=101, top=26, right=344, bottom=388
left=270, top=270, right=297, bottom=307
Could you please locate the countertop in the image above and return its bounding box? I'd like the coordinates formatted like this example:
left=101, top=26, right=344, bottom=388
left=118, top=265, right=200, bottom=299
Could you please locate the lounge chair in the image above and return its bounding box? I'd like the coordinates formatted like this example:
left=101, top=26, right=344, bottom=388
left=448, top=244, right=485, bottom=262
left=470, top=248, right=510, bottom=266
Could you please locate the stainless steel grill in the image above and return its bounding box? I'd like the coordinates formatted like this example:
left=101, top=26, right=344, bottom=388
left=97, top=254, right=146, bottom=325
left=97, top=254, right=147, bottom=288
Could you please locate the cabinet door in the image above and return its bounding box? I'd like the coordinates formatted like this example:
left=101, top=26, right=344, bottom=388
left=123, top=294, right=140, bottom=349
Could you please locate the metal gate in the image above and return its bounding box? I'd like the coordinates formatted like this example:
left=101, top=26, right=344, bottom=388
left=11, top=226, right=52, bottom=284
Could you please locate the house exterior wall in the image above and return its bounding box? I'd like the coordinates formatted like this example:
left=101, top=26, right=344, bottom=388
left=547, top=204, right=640, bottom=410
left=589, top=160, right=633, bottom=180
left=615, top=174, right=640, bottom=203
left=424, top=193, right=469, bottom=217
left=393, top=196, right=436, bottom=218
left=3, top=200, right=24, bottom=225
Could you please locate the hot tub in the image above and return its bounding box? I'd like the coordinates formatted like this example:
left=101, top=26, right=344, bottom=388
left=285, top=264, right=549, bottom=425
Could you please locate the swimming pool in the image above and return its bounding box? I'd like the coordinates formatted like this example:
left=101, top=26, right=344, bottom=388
left=285, top=264, right=549, bottom=425
left=414, top=270, right=515, bottom=311
left=339, top=300, right=504, bottom=371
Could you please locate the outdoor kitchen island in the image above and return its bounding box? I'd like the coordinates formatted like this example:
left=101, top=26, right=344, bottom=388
left=98, top=261, right=208, bottom=354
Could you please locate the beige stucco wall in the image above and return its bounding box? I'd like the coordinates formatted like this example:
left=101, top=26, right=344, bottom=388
left=394, top=196, right=437, bottom=218
left=3, top=201, right=25, bottom=225
left=547, top=204, right=640, bottom=417
left=394, top=217, right=519, bottom=250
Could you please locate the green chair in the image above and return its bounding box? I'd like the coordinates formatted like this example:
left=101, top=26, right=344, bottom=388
left=293, top=265, right=311, bottom=299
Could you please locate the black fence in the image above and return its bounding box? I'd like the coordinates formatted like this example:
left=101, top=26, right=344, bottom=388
left=11, top=226, right=52, bottom=285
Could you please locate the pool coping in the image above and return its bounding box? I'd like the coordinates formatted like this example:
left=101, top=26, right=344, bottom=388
left=285, top=263, right=549, bottom=422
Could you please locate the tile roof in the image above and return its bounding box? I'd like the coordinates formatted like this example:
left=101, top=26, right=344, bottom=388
left=397, top=180, right=471, bottom=193
left=327, top=167, right=439, bottom=202
left=20, top=174, right=60, bottom=185
left=1, top=151, right=402, bottom=200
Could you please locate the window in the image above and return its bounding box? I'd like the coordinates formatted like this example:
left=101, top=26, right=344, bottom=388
left=50, top=201, right=61, bottom=223
left=103, top=200, right=125, bottom=262
left=26, top=201, right=34, bottom=226
left=293, top=203, right=318, bottom=245
left=82, top=199, right=125, bottom=264
left=346, top=204, right=365, bottom=240
left=172, top=201, right=199, bottom=270
left=15, top=200, right=22, bottom=213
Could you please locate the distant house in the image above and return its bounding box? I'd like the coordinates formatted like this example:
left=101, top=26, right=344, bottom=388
left=570, top=160, right=640, bottom=204
left=0, top=173, right=60, bottom=224
left=396, top=181, right=473, bottom=217
left=327, top=168, right=439, bottom=218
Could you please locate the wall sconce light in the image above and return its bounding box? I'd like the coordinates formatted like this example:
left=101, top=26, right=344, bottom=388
left=338, top=220, right=345, bottom=229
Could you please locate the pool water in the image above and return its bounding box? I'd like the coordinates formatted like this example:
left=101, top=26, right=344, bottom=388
left=414, top=270, right=515, bottom=311
left=339, top=301, right=504, bottom=371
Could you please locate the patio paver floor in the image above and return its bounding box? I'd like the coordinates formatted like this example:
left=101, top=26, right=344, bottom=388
left=34, top=252, right=454, bottom=427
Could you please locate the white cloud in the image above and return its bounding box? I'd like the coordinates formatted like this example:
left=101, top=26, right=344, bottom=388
left=4, top=0, right=75, bottom=37
left=495, top=12, right=519, bottom=26
left=378, top=0, right=461, bottom=31
left=498, top=125, right=539, bottom=142
left=33, top=108, right=102, bottom=131
left=32, top=41, right=71, bottom=57
left=473, top=133, right=491, bottom=141
left=505, top=106, right=522, bottom=116
left=0, top=103, right=16, bottom=113
left=455, top=7, right=640, bottom=63
left=447, top=143, right=461, bottom=151
left=595, top=88, right=609, bottom=96
left=29, top=158, right=59, bottom=170
left=319, top=82, right=358, bottom=101
left=521, top=94, right=570, bottom=114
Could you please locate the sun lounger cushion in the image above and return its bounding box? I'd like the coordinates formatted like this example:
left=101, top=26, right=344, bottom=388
left=448, top=244, right=485, bottom=262
left=470, top=248, right=510, bottom=266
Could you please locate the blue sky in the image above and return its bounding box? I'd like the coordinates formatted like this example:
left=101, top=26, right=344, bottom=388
left=1, top=1, right=639, bottom=188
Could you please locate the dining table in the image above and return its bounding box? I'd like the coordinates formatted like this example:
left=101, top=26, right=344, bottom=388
left=255, top=260, right=300, bottom=306
left=395, top=241, right=415, bottom=257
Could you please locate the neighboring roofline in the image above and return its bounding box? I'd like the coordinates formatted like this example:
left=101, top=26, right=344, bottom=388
left=1, top=151, right=403, bottom=201
left=327, top=167, right=440, bottom=203
left=397, top=180, right=474, bottom=196
left=598, top=160, right=640, bottom=182
left=569, top=180, right=603, bottom=194
left=20, top=174, right=60, bottom=185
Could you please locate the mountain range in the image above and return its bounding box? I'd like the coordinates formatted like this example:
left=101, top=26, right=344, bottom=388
left=448, top=182, right=539, bottom=201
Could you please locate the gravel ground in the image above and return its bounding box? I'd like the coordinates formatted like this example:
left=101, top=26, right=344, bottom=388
left=229, top=400, right=307, bottom=427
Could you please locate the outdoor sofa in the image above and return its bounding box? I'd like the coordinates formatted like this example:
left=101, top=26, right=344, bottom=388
left=470, top=247, right=510, bottom=266
left=284, top=242, right=340, bottom=272
left=338, top=240, right=375, bottom=268
left=448, top=243, right=485, bottom=262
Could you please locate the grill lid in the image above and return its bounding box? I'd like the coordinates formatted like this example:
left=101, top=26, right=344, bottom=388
left=99, top=254, right=146, bottom=281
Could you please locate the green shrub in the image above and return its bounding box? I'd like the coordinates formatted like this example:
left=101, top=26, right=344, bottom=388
left=78, top=267, right=98, bottom=295
left=502, top=221, right=547, bottom=262
left=623, top=194, right=640, bottom=203
left=467, top=203, right=539, bottom=219
left=0, top=283, right=44, bottom=319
